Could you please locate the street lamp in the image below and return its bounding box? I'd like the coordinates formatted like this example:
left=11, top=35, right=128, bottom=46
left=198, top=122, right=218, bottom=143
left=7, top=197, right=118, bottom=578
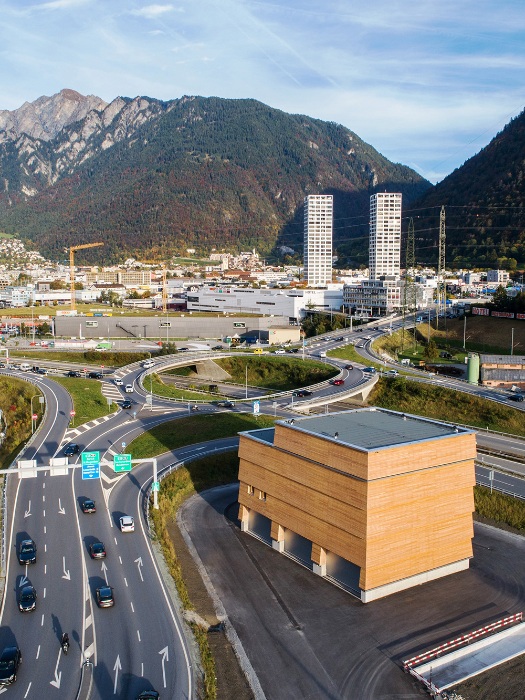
left=511, top=327, right=515, bottom=355
left=463, top=314, right=467, bottom=350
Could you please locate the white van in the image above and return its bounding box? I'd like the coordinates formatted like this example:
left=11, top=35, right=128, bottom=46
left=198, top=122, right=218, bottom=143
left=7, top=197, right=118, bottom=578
left=19, top=363, right=31, bottom=372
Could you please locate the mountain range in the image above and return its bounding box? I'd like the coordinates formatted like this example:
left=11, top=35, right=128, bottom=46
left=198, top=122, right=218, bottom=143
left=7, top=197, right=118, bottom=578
left=0, top=89, right=523, bottom=269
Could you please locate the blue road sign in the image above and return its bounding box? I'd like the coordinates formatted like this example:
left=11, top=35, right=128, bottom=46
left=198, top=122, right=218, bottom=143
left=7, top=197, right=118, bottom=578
left=81, top=451, right=100, bottom=480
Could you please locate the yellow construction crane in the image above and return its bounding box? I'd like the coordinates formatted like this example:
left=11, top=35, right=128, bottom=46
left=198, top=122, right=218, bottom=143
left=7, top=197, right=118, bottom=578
left=69, top=242, right=104, bottom=310
left=136, top=261, right=168, bottom=313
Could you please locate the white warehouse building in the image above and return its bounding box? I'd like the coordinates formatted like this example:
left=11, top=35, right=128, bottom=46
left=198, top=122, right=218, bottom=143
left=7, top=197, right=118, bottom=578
left=186, top=286, right=343, bottom=324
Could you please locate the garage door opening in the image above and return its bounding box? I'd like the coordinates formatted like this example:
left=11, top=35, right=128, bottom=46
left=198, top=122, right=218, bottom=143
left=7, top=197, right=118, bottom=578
left=248, top=511, right=272, bottom=544
left=284, top=530, right=313, bottom=569
left=326, top=552, right=361, bottom=595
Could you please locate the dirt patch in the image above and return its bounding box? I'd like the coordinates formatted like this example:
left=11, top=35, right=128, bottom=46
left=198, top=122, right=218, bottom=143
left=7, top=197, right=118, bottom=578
left=166, top=520, right=254, bottom=700
left=427, top=316, right=525, bottom=354
left=451, top=652, right=525, bottom=699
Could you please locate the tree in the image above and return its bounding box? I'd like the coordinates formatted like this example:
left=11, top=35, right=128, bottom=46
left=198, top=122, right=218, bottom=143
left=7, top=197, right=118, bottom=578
left=423, top=339, right=439, bottom=362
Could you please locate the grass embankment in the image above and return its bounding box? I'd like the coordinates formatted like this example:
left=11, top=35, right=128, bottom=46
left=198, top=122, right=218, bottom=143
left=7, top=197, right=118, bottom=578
left=148, top=375, right=218, bottom=402
left=327, top=344, right=385, bottom=371
left=51, top=377, right=116, bottom=424
left=9, top=350, right=151, bottom=367
left=368, top=377, right=525, bottom=436
left=0, top=376, right=43, bottom=468
left=214, top=356, right=337, bottom=390
left=475, top=486, right=525, bottom=531
left=139, top=414, right=275, bottom=699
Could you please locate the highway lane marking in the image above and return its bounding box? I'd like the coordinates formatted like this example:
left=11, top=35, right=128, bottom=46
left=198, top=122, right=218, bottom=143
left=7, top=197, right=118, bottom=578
left=44, top=564, right=47, bottom=574
left=43, top=588, right=46, bottom=598
left=49, top=647, right=62, bottom=689
left=101, top=561, right=109, bottom=585
left=130, top=601, right=135, bottom=613
left=124, top=577, right=128, bottom=587
left=43, top=482, right=46, bottom=488
left=134, top=557, right=144, bottom=581
left=159, top=646, right=169, bottom=688
left=44, top=526, right=46, bottom=534
left=36, top=645, right=40, bottom=659
left=113, top=655, right=122, bottom=695
left=62, top=556, right=71, bottom=580
left=24, top=500, right=31, bottom=518
left=119, top=556, right=122, bottom=565
left=58, top=498, right=65, bottom=515
left=141, top=662, right=144, bottom=676
left=23, top=682, right=31, bottom=698
left=43, top=494, right=45, bottom=502
left=137, top=630, right=141, bottom=642
left=43, top=509, right=45, bottom=517
left=114, top=537, right=118, bottom=545
left=41, top=613, right=44, bottom=626
left=45, top=544, right=47, bottom=552
left=85, top=613, right=92, bottom=628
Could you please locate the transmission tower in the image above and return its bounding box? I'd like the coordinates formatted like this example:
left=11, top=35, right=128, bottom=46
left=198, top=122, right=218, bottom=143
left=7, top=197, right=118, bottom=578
left=436, top=205, right=446, bottom=328
left=402, top=218, right=417, bottom=349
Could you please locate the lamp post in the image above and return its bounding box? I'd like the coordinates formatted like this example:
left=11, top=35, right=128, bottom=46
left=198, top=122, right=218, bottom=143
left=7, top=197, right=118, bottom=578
left=463, top=314, right=467, bottom=350
left=245, top=363, right=248, bottom=399
left=511, top=327, right=515, bottom=355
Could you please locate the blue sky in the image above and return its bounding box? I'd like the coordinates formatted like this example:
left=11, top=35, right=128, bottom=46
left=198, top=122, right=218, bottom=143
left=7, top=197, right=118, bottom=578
left=1, top=0, right=524, bottom=183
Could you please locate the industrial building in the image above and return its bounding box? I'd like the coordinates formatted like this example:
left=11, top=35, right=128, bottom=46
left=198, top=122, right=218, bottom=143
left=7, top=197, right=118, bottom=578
left=303, top=194, right=333, bottom=287
left=237, top=409, right=476, bottom=603
left=479, top=354, right=525, bottom=389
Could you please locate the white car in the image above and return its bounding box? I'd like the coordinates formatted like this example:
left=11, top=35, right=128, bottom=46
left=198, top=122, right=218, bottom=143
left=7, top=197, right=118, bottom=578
left=273, top=349, right=286, bottom=354
left=141, top=359, right=154, bottom=368
left=114, top=378, right=123, bottom=386
left=119, top=516, right=135, bottom=532
left=125, top=384, right=133, bottom=393
left=386, top=369, right=399, bottom=377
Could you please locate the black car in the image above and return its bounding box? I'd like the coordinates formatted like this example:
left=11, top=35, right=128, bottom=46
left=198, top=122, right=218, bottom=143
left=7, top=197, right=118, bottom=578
left=66, top=370, right=81, bottom=378
left=63, top=443, right=80, bottom=456
left=216, top=400, right=235, bottom=408
left=87, top=371, right=103, bottom=379
left=121, top=399, right=133, bottom=409
left=96, top=586, right=114, bottom=608
left=293, top=390, right=312, bottom=397
left=36, top=368, right=47, bottom=375
left=509, top=394, right=524, bottom=402
left=137, top=692, right=160, bottom=699
left=89, top=542, right=106, bottom=560
left=81, top=499, right=96, bottom=514
left=18, top=585, right=37, bottom=612
left=18, top=539, right=37, bottom=565
left=0, top=646, right=22, bottom=685
left=211, top=345, right=223, bottom=350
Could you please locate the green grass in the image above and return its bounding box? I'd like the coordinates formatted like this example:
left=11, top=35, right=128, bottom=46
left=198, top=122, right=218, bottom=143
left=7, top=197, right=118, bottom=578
left=149, top=375, right=219, bottom=402
left=327, top=344, right=385, bottom=371
left=51, top=377, right=116, bottom=425
left=129, top=413, right=276, bottom=459
left=475, top=486, right=525, bottom=531
left=369, top=377, right=525, bottom=436
left=9, top=349, right=150, bottom=366
left=214, top=356, right=337, bottom=390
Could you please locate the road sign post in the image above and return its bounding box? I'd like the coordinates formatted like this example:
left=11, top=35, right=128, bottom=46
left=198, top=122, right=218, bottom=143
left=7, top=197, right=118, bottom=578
left=81, top=451, right=100, bottom=480
left=253, top=400, right=260, bottom=416
left=113, top=454, right=132, bottom=473
left=153, top=458, right=159, bottom=510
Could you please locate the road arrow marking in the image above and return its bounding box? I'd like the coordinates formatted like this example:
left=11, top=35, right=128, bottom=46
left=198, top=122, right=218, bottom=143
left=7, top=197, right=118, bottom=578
left=19, top=575, right=28, bottom=588
left=101, top=561, right=109, bottom=585
left=159, top=646, right=169, bottom=688
left=113, top=655, right=121, bottom=694
left=134, top=557, right=144, bottom=582
left=58, top=499, right=65, bottom=515
left=24, top=501, right=31, bottom=518
left=62, top=557, right=70, bottom=581
left=50, top=648, right=62, bottom=688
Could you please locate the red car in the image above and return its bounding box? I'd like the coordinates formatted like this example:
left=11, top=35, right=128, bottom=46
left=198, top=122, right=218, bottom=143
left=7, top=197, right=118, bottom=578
left=332, top=379, right=345, bottom=386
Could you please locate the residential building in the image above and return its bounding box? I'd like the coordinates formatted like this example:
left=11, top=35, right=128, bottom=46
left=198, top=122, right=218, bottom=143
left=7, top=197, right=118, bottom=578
left=486, top=270, right=510, bottom=285
left=303, top=195, right=333, bottom=287
left=237, top=409, right=476, bottom=603
left=369, top=193, right=402, bottom=280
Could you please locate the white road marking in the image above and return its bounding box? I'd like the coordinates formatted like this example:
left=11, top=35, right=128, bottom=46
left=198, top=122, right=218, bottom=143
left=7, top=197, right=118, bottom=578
left=124, top=577, right=128, bottom=587
left=41, top=613, right=44, bottom=626
left=45, top=544, right=47, bottom=552
left=43, top=509, right=45, bottom=517
left=43, top=483, right=46, bottom=489
left=114, top=537, right=118, bottom=545
left=137, top=630, right=141, bottom=642
left=130, top=601, right=134, bottom=613
left=43, top=588, right=46, bottom=598
left=24, top=682, right=32, bottom=698
left=36, top=645, right=40, bottom=659
left=141, top=662, right=144, bottom=677
left=43, top=495, right=45, bottom=502
left=119, top=556, right=122, bottom=565
left=44, top=564, right=47, bottom=574
left=44, top=526, right=46, bottom=534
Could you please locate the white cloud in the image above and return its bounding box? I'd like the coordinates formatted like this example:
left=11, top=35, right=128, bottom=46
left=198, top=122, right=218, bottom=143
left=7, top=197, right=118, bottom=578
left=131, top=4, right=177, bottom=19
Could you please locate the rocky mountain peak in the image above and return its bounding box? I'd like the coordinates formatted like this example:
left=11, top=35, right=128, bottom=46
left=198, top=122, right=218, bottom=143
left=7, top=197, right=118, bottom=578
left=0, top=88, right=107, bottom=141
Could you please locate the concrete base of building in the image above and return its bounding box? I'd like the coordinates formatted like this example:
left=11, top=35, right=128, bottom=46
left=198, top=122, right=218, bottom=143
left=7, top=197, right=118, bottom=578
left=272, top=539, right=284, bottom=552
left=240, top=520, right=249, bottom=532
left=313, top=563, right=326, bottom=576
left=360, top=558, right=471, bottom=603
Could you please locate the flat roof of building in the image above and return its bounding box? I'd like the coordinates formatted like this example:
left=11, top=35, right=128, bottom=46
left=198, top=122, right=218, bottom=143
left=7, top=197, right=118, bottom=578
left=480, top=354, right=525, bottom=364
left=261, top=408, right=471, bottom=452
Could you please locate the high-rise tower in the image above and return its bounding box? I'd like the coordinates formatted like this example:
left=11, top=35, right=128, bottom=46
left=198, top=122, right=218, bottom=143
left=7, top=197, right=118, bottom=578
left=303, top=194, right=333, bottom=287
left=369, top=193, right=402, bottom=279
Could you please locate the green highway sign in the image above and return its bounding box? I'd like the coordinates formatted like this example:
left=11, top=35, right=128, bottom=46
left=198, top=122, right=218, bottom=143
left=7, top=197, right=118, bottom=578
left=81, top=451, right=100, bottom=480
left=113, top=453, right=132, bottom=473
left=152, top=481, right=160, bottom=492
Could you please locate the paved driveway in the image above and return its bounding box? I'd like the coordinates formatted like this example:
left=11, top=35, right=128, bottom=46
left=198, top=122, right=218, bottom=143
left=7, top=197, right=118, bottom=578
left=179, top=486, right=525, bottom=700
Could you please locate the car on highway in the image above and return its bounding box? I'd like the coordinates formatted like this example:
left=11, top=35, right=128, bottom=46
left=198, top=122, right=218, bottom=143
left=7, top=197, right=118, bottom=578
left=89, top=542, right=106, bottom=560
left=96, top=586, right=115, bottom=608
left=0, top=646, right=22, bottom=685
left=386, top=369, right=399, bottom=377
left=141, top=359, right=155, bottom=368
left=363, top=367, right=377, bottom=374
left=292, top=390, right=312, bottom=397
left=66, top=370, right=81, bottom=377
left=63, top=443, right=80, bottom=456
left=87, top=371, right=103, bottom=379
left=18, top=539, right=37, bottom=565
left=114, top=378, right=123, bottom=386
left=273, top=349, right=286, bottom=354
left=332, top=379, right=345, bottom=386
left=125, top=384, right=133, bottom=393
left=121, top=399, right=133, bottom=409
left=336, top=337, right=345, bottom=341
left=509, top=394, right=524, bottom=402
left=212, top=345, right=223, bottom=350
left=344, top=364, right=353, bottom=370
left=215, top=400, right=235, bottom=408
left=137, top=692, right=160, bottom=699
left=36, top=367, right=47, bottom=375
left=81, top=499, right=96, bottom=514
left=18, top=585, right=37, bottom=612
left=120, top=515, right=135, bottom=532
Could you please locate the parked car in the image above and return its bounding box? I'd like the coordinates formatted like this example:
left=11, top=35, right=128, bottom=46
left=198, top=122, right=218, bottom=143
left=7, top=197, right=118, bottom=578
left=96, top=586, right=114, bottom=608
left=66, top=370, right=81, bottom=378
left=18, top=585, right=37, bottom=612
left=18, top=539, right=37, bottom=565
left=0, top=646, right=22, bottom=685
left=81, top=499, right=96, bottom=514
left=63, top=443, right=80, bottom=456
left=120, top=516, right=135, bottom=532
left=121, top=399, right=133, bottom=409
left=332, top=379, right=345, bottom=386
left=87, top=372, right=103, bottom=379
left=89, top=542, right=106, bottom=559
left=125, top=384, right=133, bottom=393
